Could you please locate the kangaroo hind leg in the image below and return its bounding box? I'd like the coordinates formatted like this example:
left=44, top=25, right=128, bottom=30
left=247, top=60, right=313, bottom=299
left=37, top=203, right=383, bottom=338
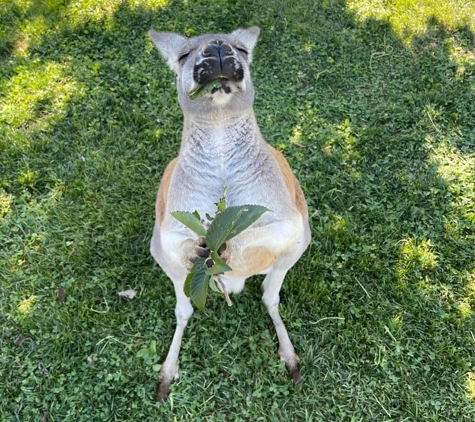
left=156, top=279, right=193, bottom=401
left=261, top=266, right=302, bottom=385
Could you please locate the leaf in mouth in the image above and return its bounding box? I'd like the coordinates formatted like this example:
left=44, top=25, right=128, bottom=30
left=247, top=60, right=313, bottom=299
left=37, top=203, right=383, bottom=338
left=188, top=79, right=223, bottom=100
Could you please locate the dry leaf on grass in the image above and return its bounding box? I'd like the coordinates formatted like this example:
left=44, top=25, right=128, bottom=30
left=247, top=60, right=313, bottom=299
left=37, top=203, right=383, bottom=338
left=14, top=337, right=32, bottom=346
left=58, top=287, right=66, bottom=304
left=118, top=289, right=137, bottom=299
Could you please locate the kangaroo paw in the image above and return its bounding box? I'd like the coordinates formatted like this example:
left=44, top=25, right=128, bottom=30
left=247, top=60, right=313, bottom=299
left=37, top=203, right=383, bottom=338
left=155, top=380, right=171, bottom=402
left=289, top=365, right=302, bottom=386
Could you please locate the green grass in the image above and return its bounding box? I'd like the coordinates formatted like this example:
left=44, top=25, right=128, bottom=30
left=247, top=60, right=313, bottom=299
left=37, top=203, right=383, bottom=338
left=1, top=0, right=474, bottom=420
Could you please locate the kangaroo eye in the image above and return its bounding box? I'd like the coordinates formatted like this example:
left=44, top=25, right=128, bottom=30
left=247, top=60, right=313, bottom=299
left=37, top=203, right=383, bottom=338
left=178, top=52, right=190, bottom=62
left=235, top=46, right=248, bottom=56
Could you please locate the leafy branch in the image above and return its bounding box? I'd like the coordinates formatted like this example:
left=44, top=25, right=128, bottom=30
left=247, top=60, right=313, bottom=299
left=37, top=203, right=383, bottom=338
left=171, top=193, right=269, bottom=311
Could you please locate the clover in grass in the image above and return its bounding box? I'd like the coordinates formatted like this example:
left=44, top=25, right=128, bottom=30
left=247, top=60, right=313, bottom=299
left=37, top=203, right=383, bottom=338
left=171, top=200, right=269, bottom=311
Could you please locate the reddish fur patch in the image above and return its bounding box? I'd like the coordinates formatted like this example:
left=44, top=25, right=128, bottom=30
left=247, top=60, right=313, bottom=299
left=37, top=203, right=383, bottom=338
left=226, top=246, right=277, bottom=277
left=267, top=145, right=308, bottom=218
left=155, top=158, right=178, bottom=225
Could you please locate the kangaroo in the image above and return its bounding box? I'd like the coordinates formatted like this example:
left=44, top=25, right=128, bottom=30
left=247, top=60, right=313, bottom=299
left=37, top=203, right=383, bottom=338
left=149, top=27, right=311, bottom=401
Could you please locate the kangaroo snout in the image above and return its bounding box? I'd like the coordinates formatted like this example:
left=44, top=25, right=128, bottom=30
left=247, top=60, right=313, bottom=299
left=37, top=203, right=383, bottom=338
left=193, top=41, right=244, bottom=85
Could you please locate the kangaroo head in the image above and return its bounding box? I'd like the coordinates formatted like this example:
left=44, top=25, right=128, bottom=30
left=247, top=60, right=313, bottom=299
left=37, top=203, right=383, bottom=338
left=149, top=27, right=260, bottom=117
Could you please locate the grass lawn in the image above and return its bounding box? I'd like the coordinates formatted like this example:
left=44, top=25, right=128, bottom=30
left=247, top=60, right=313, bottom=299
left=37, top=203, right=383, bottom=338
left=1, top=0, right=475, bottom=420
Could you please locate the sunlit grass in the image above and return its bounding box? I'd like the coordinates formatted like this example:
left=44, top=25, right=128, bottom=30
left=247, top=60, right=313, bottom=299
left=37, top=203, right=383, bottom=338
left=457, top=300, right=472, bottom=319
left=428, top=141, right=475, bottom=229
left=64, top=0, right=124, bottom=30
left=129, top=0, right=172, bottom=9
left=396, top=238, right=439, bottom=285
left=17, top=295, right=37, bottom=316
left=0, top=192, right=14, bottom=217
left=1, top=62, right=78, bottom=132
left=466, top=372, right=475, bottom=402
left=348, top=0, right=475, bottom=44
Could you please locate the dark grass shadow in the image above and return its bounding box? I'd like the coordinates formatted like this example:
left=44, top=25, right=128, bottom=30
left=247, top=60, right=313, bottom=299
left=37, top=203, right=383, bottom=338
left=1, top=0, right=475, bottom=420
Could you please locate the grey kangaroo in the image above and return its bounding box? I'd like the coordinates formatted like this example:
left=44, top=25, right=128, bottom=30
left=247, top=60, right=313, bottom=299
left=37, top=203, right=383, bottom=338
left=149, top=27, right=311, bottom=401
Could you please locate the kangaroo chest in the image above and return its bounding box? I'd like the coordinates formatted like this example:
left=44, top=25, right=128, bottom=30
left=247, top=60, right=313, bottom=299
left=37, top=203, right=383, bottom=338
left=166, top=116, right=292, bottom=219
left=179, top=121, right=263, bottom=187
left=184, top=119, right=260, bottom=175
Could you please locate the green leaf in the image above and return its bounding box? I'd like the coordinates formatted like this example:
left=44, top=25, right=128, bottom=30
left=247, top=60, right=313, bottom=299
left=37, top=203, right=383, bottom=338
left=183, top=258, right=210, bottom=312
left=136, top=348, right=150, bottom=358
left=205, top=251, right=232, bottom=275
left=208, top=277, right=221, bottom=293
left=216, top=187, right=228, bottom=212
left=188, top=79, right=222, bottom=100
left=171, top=211, right=206, bottom=237
left=184, top=258, right=204, bottom=297
left=205, top=205, right=270, bottom=251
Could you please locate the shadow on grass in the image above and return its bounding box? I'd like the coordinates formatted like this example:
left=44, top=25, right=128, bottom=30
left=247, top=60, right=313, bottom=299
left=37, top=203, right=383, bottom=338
left=1, top=0, right=474, bottom=420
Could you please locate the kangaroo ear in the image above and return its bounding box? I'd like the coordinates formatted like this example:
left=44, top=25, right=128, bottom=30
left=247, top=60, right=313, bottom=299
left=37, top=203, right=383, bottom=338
left=231, top=26, right=260, bottom=62
left=149, top=30, right=188, bottom=73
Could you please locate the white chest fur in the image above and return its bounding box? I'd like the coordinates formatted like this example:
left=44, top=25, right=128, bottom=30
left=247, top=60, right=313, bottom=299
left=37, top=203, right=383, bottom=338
left=167, top=114, right=293, bottom=220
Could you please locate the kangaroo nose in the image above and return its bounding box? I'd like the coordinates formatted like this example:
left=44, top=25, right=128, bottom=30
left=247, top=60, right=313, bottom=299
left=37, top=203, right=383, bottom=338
left=203, top=41, right=233, bottom=59
left=194, top=40, right=243, bottom=85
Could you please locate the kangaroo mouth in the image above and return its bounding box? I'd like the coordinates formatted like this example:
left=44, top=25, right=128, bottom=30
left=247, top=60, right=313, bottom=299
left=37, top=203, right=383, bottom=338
left=188, top=77, right=231, bottom=100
